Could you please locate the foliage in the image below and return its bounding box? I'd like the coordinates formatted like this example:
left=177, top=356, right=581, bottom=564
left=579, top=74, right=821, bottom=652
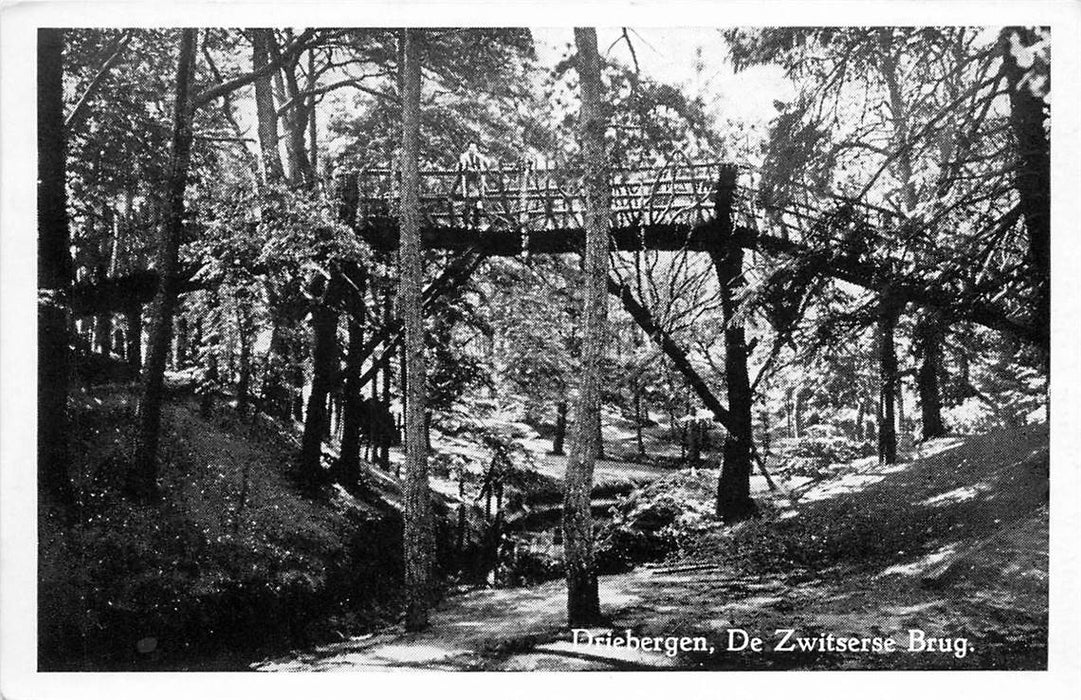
left=942, top=326, right=1047, bottom=432
left=437, top=408, right=539, bottom=499
left=595, top=470, right=719, bottom=573
left=483, top=256, right=581, bottom=422
left=425, top=273, right=491, bottom=412
left=328, top=29, right=539, bottom=170
left=774, top=426, right=865, bottom=478
left=180, top=181, right=369, bottom=404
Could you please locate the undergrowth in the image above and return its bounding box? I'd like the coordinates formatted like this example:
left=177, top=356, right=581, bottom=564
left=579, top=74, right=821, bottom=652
left=40, top=386, right=403, bottom=670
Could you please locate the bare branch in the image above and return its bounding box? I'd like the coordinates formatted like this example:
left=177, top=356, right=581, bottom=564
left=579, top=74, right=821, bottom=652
left=192, top=29, right=318, bottom=108
left=276, top=77, right=398, bottom=115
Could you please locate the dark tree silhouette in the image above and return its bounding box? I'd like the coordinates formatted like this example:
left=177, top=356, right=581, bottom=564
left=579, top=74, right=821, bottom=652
left=1000, top=27, right=1049, bottom=336
left=38, top=28, right=75, bottom=506
left=252, top=29, right=285, bottom=184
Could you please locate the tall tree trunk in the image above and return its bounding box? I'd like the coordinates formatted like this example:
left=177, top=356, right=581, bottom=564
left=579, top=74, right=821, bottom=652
left=298, top=279, right=338, bottom=488
left=197, top=289, right=220, bottom=419
left=551, top=400, right=568, bottom=455
left=758, top=403, right=772, bottom=461
left=880, top=31, right=948, bottom=444
left=877, top=293, right=901, bottom=464
left=634, top=387, right=646, bottom=456
left=380, top=285, right=393, bottom=470
left=1000, top=27, right=1050, bottom=336
left=338, top=281, right=367, bottom=484
left=563, top=27, right=607, bottom=626
left=710, top=165, right=757, bottom=523
left=125, top=303, right=142, bottom=370
left=131, top=29, right=199, bottom=500
left=914, top=309, right=946, bottom=440
left=263, top=307, right=295, bottom=419
left=896, top=372, right=906, bottom=449
left=290, top=335, right=306, bottom=421
left=365, top=345, right=377, bottom=465
left=38, top=28, right=75, bottom=505
left=399, top=338, right=408, bottom=428
left=291, top=36, right=336, bottom=486
left=236, top=297, right=253, bottom=419
left=199, top=352, right=218, bottom=418
left=268, top=34, right=313, bottom=188
left=174, top=315, right=188, bottom=368
left=596, top=412, right=605, bottom=460
left=251, top=29, right=284, bottom=184
left=308, top=49, right=318, bottom=176
left=399, top=29, right=434, bottom=632
left=95, top=313, right=112, bottom=355
left=687, top=419, right=701, bottom=466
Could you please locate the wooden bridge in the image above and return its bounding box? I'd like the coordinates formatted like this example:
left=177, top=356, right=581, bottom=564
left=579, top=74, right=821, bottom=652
left=69, top=154, right=1044, bottom=351
left=335, top=154, right=909, bottom=260
left=337, top=156, right=737, bottom=254
left=332, top=153, right=1042, bottom=348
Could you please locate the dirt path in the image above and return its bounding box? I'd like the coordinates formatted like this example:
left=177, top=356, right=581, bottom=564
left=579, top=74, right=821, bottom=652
left=252, top=566, right=734, bottom=671
left=254, top=546, right=1045, bottom=671
left=254, top=536, right=1045, bottom=672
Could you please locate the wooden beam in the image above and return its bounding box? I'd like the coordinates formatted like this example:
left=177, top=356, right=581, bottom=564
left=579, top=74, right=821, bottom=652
left=356, top=221, right=722, bottom=255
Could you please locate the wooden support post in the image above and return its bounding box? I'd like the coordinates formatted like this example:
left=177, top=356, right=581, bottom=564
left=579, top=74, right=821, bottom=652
left=710, top=164, right=758, bottom=523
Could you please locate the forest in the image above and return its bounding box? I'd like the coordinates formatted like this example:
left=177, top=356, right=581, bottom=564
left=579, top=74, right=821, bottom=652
left=36, top=26, right=1049, bottom=671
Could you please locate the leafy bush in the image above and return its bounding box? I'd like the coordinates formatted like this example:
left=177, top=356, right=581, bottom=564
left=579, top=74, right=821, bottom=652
left=594, top=472, right=717, bottom=573
left=497, top=545, right=564, bottom=587
left=775, top=426, right=863, bottom=477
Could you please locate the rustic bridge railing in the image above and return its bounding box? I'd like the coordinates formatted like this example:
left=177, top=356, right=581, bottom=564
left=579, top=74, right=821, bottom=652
left=334, top=153, right=919, bottom=261
left=336, top=155, right=733, bottom=252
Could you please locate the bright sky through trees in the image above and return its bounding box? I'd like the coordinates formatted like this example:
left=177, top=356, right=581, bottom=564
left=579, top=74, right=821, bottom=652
left=532, top=27, right=793, bottom=133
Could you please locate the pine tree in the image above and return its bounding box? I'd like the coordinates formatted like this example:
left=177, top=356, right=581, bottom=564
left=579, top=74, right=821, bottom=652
left=399, top=28, right=435, bottom=632
left=562, top=27, right=607, bottom=626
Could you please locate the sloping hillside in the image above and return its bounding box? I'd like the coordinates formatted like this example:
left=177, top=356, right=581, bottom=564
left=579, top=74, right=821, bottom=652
left=39, top=385, right=406, bottom=670
left=660, top=424, right=1049, bottom=669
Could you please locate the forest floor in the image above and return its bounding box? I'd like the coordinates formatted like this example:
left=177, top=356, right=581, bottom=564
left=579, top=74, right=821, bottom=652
left=254, top=423, right=1048, bottom=671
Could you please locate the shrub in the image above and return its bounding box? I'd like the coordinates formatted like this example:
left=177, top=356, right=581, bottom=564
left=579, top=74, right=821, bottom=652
left=776, top=426, right=863, bottom=477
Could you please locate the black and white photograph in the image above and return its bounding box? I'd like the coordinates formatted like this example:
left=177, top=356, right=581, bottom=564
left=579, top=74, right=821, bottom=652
left=1, top=0, right=1079, bottom=695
